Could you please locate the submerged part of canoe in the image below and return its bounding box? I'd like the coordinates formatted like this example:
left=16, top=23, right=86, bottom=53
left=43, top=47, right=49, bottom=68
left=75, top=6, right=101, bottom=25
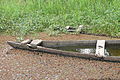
left=7, top=40, right=120, bottom=62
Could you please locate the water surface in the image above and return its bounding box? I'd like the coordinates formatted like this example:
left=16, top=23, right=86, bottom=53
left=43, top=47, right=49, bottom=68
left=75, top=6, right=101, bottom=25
left=53, top=46, right=120, bottom=56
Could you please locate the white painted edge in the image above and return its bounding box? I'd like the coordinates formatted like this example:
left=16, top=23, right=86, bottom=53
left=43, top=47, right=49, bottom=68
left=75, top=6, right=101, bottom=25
left=95, top=40, right=106, bottom=57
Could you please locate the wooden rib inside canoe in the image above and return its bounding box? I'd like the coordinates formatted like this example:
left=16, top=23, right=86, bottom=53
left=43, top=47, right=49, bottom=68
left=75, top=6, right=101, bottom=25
left=7, top=40, right=120, bottom=62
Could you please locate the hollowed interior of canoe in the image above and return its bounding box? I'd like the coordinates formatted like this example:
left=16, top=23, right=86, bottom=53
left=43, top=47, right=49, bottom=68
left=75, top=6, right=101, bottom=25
left=51, top=46, right=120, bottom=56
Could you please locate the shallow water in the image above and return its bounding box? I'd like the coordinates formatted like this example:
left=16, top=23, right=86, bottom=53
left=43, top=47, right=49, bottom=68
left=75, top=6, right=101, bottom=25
left=53, top=46, right=120, bottom=56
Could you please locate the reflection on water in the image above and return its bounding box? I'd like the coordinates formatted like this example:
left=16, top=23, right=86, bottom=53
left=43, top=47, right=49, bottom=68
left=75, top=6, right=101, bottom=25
left=107, top=49, right=120, bottom=56
left=76, top=48, right=95, bottom=55
left=54, top=46, right=120, bottom=56
left=76, top=48, right=109, bottom=56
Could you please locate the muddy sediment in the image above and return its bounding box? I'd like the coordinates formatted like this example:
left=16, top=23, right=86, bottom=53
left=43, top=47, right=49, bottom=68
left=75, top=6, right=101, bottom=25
left=0, top=33, right=120, bottom=80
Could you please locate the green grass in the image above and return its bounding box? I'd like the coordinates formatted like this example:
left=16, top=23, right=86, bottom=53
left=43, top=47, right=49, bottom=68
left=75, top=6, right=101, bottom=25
left=0, top=0, right=120, bottom=38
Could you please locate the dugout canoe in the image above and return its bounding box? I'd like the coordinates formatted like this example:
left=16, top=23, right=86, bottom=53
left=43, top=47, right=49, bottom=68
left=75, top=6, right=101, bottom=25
left=7, top=40, right=120, bottom=62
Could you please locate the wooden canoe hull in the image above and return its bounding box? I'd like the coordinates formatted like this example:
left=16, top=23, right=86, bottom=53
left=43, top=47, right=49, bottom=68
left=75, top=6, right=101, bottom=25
left=7, top=40, right=120, bottom=62
left=41, top=40, right=120, bottom=48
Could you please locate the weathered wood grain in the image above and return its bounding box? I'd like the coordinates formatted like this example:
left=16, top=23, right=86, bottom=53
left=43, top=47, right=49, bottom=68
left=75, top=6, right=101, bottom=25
left=42, top=40, right=120, bottom=48
left=7, top=40, right=120, bottom=62
left=95, top=40, right=105, bottom=57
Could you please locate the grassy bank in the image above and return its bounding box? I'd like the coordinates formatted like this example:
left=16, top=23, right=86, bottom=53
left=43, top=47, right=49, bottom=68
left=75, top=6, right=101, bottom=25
left=0, top=0, right=120, bottom=38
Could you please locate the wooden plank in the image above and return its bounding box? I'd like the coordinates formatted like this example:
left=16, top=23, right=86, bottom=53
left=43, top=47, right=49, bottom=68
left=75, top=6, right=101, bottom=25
left=30, top=39, right=43, bottom=46
left=95, top=40, right=105, bottom=57
left=29, top=39, right=43, bottom=48
left=42, top=40, right=120, bottom=48
left=21, top=39, right=32, bottom=44
left=106, top=40, right=120, bottom=48
left=104, top=56, right=120, bottom=62
left=42, top=40, right=97, bottom=47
